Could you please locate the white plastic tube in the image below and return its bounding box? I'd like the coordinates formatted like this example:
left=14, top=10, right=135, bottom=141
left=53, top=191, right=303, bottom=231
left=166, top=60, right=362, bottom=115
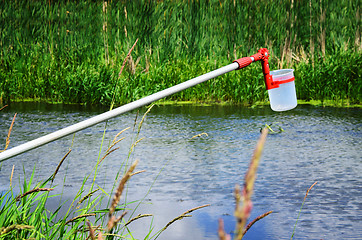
left=0, top=62, right=239, bottom=162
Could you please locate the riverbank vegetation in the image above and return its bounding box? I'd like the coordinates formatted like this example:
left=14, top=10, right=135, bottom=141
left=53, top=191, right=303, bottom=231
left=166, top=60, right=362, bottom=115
left=0, top=0, right=361, bottom=106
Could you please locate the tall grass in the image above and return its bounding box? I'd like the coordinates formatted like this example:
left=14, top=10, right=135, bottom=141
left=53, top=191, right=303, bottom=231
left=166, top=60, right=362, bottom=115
left=0, top=104, right=320, bottom=239
left=0, top=0, right=360, bottom=105
left=0, top=107, right=210, bottom=239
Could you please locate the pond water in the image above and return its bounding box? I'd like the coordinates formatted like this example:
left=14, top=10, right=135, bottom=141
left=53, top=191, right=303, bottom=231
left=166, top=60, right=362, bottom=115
left=0, top=102, right=361, bottom=240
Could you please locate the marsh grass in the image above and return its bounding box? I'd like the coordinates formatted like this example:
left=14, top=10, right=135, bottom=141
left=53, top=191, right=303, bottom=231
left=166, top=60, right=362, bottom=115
left=51, top=149, right=71, bottom=182
left=0, top=1, right=360, bottom=106
left=0, top=112, right=210, bottom=239
left=218, top=128, right=271, bottom=240
left=290, top=181, right=318, bottom=240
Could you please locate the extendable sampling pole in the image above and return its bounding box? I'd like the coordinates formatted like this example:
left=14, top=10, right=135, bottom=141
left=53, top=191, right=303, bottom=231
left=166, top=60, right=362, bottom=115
left=0, top=49, right=275, bottom=162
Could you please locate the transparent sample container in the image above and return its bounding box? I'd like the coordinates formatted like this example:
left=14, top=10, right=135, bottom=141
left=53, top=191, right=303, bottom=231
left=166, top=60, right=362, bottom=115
left=268, top=69, right=297, bottom=111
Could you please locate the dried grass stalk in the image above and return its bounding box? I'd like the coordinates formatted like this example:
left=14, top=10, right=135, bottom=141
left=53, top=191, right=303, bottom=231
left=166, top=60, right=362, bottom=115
left=100, top=128, right=129, bottom=164
left=99, top=147, right=119, bottom=165
left=10, top=165, right=14, bottom=187
left=181, top=204, right=210, bottom=215
left=108, top=160, right=139, bottom=217
left=1, top=113, right=16, bottom=152
left=234, top=128, right=268, bottom=239
left=158, top=204, right=210, bottom=236
left=65, top=213, right=96, bottom=225
left=133, top=110, right=139, bottom=131
left=85, top=224, right=102, bottom=240
left=304, top=181, right=318, bottom=201
left=109, top=39, right=138, bottom=110
left=291, top=181, right=318, bottom=239
left=107, top=211, right=127, bottom=231
left=161, top=215, right=192, bottom=232
left=124, top=214, right=153, bottom=226
left=52, top=149, right=71, bottom=182
left=243, top=210, right=273, bottom=236
left=77, top=188, right=100, bottom=206
left=87, top=221, right=96, bottom=240
left=137, top=104, right=154, bottom=133
left=119, top=39, right=138, bottom=78
left=16, top=188, right=54, bottom=201
left=130, top=138, right=144, bottom=152
left=108, top=138, right=125, bottom=152
left=130, top=170, right=146, bottom=177
left=0, top=224, right=34, bottom=236
left=218, top=219, right=231, bottom=240
left=110, top=127, right=130, bottom=147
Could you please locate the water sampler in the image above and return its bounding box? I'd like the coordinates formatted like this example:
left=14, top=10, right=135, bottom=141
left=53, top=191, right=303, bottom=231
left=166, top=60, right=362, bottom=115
left=0, top=48, right=297, bottom=162
left=233, top=48, right=297, bottom=111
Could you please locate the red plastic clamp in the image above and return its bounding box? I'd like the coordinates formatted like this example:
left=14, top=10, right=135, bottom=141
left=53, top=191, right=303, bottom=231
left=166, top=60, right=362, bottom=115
left=234, top=48, right=278, bottom=90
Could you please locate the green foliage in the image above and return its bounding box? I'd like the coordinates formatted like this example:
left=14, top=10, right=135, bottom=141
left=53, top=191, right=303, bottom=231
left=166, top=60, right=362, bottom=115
left=0, top=0, right=360, bottom=105
left=294, top=49, right=362, bottom=103
left=0, top=126, right=138, bottom=239
left=0, top=172, right=62, bottom=239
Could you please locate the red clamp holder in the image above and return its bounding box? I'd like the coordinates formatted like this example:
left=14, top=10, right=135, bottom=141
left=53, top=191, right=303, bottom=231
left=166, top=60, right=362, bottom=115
left=233, top=48, right=279, bottom=90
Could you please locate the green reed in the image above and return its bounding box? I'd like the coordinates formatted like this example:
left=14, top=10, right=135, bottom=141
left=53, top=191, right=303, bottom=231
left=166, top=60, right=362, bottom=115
left=0, top=0, right=360, bottom=106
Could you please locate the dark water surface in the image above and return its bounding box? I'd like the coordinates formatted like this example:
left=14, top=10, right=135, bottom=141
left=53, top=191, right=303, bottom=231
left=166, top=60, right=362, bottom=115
left=1, top=103, right=361, bottom=240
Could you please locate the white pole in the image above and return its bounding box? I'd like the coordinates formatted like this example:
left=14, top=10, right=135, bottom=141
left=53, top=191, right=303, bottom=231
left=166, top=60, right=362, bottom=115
left=0, top=62, right=239, bottom=162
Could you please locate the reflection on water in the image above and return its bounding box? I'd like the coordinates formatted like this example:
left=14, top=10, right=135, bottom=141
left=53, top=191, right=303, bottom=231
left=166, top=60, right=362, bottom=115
left=0, top=103, right=361, bottom=239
